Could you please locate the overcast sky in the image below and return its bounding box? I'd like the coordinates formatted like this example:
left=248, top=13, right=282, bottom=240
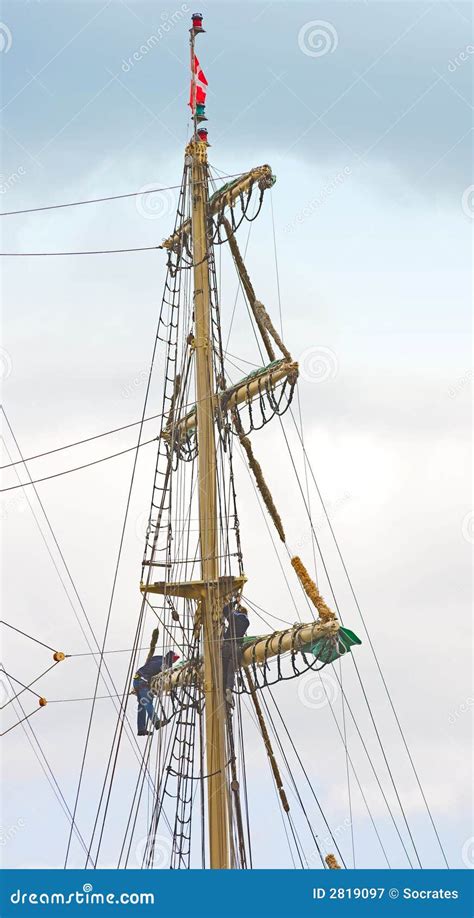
left=1, top=0, right=472, bottom=871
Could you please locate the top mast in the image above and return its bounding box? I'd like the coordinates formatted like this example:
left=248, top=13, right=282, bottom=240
left=188, top=13, right=230, bottom=869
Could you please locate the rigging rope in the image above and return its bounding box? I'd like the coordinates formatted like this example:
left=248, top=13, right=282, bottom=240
left=1, top=705, right=42, bottom=737
left=325, top=664, right=412, bottom=866
left=1, top=670, right=42, bottom=702
left=1, top=620, right=57, bottom=653
left=220, top=274, right=424, bottom=868
left=288, top=406, right=450, bottom=869
left=258, top=689, right=327, bottom=869
left=1, top=411, right=161, bottom=829
left=67, top=646, right=148, bottom=658
left=0, top=663, right=58, bottom=709
left=0, top=246, right=162, bottom=257
left=232, top=412, right=285, bottom=542
left=226, top=203, right=431, bottom=868
left=266, top=684, right=348, bottom=868
left=278, top=409, right=422, bottom=867
left=339, top=657, right=356, bottom=868
left=0, top=411, right=169, bottom=471
left=64, top=227, right=172, bottom=866
left=1, top=112, right=447, bottom=871
left=85, top=163, right=199, bottom=868
left=315, top=669, right=393, bottom=867
left=0, top=171, right=245, bottom=217
left=0, top=437, right=157, bottom=492
left=279, top=399, right=434, bottom=867
left=1, top=671, right=92, bottom=860
left=269, top=188, right=284, bottom=338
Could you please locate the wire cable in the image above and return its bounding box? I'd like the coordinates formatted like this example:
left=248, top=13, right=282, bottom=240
left=0, top=172, right=245, bottom=218
left=0, top=663, right=58, bottom=709
left=0, top=413, right=164, bottom=470
left=1, top=412, right=162, bottom=847
left=1, top=705, right=42, bottom=737
left=1, top=670, right=92, bottom=860
left=0, top=245, right=161, bottom=257
left=63, top=401, right=156, bottom=866
left=279, top=410, right=420, bottom=866
left=68, top=161, right=192, bottom=865
left=0, top=392, right=218, bottom=473
left=1, top=620, right=57, bottom=652
left=339, top=657, right=356, bottom=868
left=49, top=694, right=132, bottom=703
left=0, top=437, right=157, bottom=492
left=288, top=403, right=450, bottom=868
left=67, top=646, right=148, bottom=658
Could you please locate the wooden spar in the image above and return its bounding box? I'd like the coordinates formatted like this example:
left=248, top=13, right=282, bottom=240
left=163, top=358, right=299, bottom=448
left=189, top=130, right=230, bottom=869
left=162, top=165, right=275, bottom=251
left=150, top=618, right=339, bottom=694
left=222, top=361, right=298, bottom=410
left=140, top=574, right=246, bottom=600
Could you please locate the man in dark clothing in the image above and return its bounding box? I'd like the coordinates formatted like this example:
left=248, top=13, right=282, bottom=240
left=222, top=603, right=249, bottom=706
left=133, top=650, right=179, bottom=735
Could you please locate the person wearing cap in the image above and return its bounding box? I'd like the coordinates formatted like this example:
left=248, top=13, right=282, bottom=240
left=133, top=650, right=179, bottom=735
left=222, top=602, right=249, bottom=706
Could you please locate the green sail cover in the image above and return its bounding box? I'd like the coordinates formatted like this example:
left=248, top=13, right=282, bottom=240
left=241, top=627, right=361, bottom=664
left=301, top=627, right=362, bottom=664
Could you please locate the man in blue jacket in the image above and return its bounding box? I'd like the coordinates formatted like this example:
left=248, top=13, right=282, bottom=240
left=133, top=650, right=179, bottom=735
left=222, top=602, right=249, bottom=706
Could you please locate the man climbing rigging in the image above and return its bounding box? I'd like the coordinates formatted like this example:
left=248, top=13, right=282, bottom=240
left=222, top=600, right=249, bottom=706
left=133, top=649, right=179, bottom=735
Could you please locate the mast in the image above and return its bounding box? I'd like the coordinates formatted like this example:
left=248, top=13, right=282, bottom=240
left=142, top=13, right=359, bottom=871
left=189, top=13, right=230, bottom=869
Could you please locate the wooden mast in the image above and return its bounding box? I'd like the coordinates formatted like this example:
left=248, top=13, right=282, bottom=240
left=144, top=13, right=350, bottom=870
left=189, top=15, right=230, bottom=870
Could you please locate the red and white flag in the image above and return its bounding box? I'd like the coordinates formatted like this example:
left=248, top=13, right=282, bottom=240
left=189, top=53, right=208, bottom=110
